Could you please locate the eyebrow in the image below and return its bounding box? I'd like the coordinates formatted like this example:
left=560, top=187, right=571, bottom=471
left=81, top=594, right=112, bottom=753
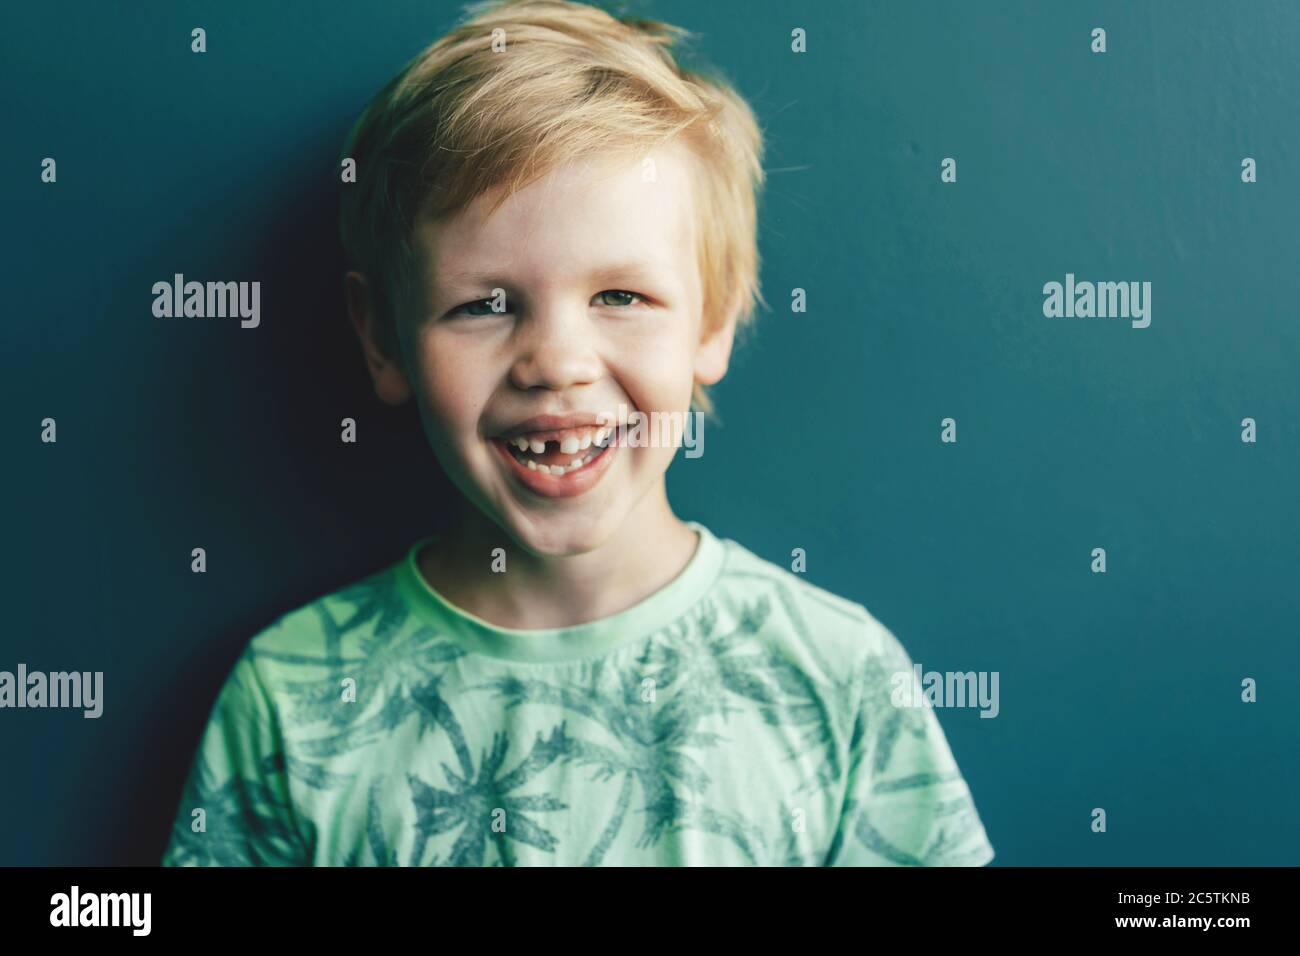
left=438, top=260, right=669, bottom=285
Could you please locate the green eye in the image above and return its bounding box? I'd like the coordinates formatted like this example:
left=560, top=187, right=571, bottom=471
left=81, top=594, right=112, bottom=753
left=454, top=298, right=508, bottom=317
left=596, top=290, right=644, bottom=307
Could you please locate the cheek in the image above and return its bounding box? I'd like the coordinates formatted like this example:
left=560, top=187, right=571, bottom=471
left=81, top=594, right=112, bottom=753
left=616, top=323, right=698, bottom=407
left=413, top=338, right=488, bottom=435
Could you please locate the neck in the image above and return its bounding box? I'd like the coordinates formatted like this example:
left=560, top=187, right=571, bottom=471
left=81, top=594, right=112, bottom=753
left=419, top=487, right=699, bottom=630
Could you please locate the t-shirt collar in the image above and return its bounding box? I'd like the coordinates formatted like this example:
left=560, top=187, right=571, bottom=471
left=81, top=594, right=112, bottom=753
left=394, top=520, right=725, bottom=664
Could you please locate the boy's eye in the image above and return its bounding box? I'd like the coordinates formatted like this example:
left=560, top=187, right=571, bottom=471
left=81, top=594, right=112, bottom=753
left=450, top=290, right=646, bottom=317
left=594, top=290, right=645, bottom=307
left=452, top=298, right=508, bottom=317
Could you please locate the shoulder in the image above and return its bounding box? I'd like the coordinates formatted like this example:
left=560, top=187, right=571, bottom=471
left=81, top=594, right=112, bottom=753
left=254, top=561, right=409, bottom=652
left=224, top=556, right=416, bottom=709
left=706, top=527, right=910, bottom=685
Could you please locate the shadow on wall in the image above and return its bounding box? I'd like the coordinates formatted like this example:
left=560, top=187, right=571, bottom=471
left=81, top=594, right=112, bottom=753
left=96, top=157, right=457, bottom=864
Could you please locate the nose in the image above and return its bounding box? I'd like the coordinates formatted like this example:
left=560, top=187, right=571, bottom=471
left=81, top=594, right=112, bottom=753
left=508, top=299, right=603, bottom=391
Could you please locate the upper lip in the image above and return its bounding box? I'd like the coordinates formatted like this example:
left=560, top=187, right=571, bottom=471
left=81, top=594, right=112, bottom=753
left=494, top=412, right=617, bottom=439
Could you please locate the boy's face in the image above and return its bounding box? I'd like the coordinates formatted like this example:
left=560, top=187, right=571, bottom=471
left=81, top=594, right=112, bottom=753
left=352, top=141, right=735, bottom=557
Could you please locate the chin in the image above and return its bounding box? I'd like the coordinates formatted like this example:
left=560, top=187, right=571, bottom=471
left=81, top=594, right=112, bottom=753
left=504, top=510, right=618, bottom=559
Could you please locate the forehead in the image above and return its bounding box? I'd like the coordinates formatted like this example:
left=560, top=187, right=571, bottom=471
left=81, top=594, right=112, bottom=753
left=413, top=141, right=699, bottom=292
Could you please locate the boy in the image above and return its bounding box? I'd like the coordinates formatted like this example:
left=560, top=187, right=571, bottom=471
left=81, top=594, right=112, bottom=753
left=162, top=0, right=994, bottom=867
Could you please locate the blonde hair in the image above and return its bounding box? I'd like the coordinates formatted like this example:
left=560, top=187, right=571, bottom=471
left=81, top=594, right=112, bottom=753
left=337, top=0, right=766, bottom=419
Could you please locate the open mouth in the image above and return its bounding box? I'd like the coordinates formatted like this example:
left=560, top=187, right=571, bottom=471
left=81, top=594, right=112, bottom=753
left=498, top=425, right=616, bottom=476
left=490, top=422, right=622, bottom=498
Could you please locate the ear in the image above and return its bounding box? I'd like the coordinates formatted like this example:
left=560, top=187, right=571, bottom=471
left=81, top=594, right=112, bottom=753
left=694, top=293, right=740, bottom=388
left=344, top=271, right=413, bottom=405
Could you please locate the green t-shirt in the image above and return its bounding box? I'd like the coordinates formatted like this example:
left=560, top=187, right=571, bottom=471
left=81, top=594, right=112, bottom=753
left=161, top=522, right=995, bottom=866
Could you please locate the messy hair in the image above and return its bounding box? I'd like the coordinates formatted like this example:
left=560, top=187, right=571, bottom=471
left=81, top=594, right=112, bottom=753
left=338, top=0, right=766, bottom=417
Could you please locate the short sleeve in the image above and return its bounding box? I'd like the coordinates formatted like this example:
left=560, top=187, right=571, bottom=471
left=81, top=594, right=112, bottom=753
left=161, top=650, right=312, bottom=866
left=826, top=625, right=995, bottom=866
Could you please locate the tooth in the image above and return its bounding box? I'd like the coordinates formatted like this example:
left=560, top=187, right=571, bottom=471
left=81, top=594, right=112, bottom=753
left=579, top=432, right=592, bottom=450
left=537, top=464, right=552, bottom=474
left=560, top=434, right=581, bottom=455
left=513, top=436, right=530, bottom=451
left=529, top=438, right=546, bottom=454
left=569, top=458, right=583, bottom=470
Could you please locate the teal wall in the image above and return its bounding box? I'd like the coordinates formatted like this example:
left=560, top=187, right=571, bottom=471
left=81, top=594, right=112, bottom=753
left=2, top=0, right=1296, bottom=865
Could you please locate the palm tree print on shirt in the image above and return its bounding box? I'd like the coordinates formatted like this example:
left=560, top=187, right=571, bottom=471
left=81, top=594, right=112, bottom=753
left=165, top=750, right=313, bottom=866
left=250, top=570, right=467, bottom=757
left=837, top=642, right=982, bottom=865
left=406, top=723, right=572, bottom=866
left=186, top=566, right=898, bottom=865
left=642, top=593, right=845, bottom=795
left=474, top=610, right=775, bottom=865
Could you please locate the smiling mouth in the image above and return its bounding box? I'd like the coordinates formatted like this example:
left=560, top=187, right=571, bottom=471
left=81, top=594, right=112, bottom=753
left=500, top=427, right=615, bottom=475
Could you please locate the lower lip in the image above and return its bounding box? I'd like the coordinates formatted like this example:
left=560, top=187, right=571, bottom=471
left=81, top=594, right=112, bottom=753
left=490, top=433, right=620, bottom=499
